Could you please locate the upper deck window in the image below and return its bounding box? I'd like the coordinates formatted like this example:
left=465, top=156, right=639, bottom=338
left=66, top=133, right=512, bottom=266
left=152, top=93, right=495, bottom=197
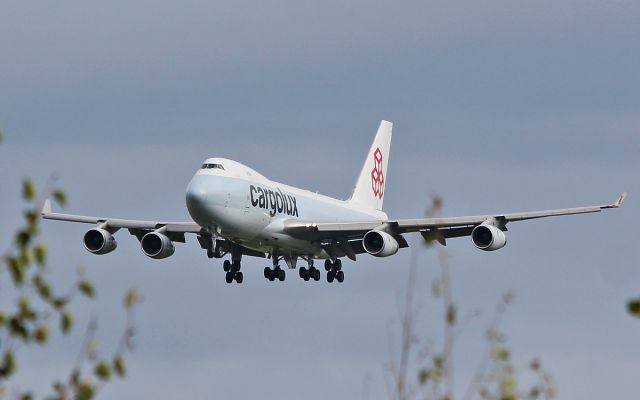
left=201, top=163, right=225, bottom=170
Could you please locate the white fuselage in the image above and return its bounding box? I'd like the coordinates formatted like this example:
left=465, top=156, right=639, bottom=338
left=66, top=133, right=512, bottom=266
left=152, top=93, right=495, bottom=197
left=185, top=158, right=387, bottom=258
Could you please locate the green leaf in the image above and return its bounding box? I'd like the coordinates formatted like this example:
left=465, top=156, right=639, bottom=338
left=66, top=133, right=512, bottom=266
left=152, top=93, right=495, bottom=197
left=8, top=259, right=26, bottom=285
left=493, top=346, right=511, bottom=361
left=33, top=243, right=47, bottom=266
left=33, top=275, right=52, bottom=300
left=113, top=356, right=126, bottom=378
left=15, top=230, right=31, bottom=248
left=0, top=352, right=17, bottom=378
left=61, top=310, right=73, bottom=334
left=500, top=376, right=517, bottom=400
left=33, top=325, right=49, bottom=344
left=78, top=280, right=95, bottom=298
left=628, top=298, right=640, bottom=318
left=53, top=297, right=68, bottom=309
left=9, top=317, right=29, bottom=340
left=94, top=361, right=112, bottom=381
left=75, top=382, right=94, bottom=400
left=124, top=289, right=140, bottom=309
left=53, top=190, right=67, bottom=206
left=22, top=179, right=36, bottom=201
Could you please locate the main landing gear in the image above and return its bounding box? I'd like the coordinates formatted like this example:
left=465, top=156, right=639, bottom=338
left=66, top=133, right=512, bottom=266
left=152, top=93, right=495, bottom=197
left=222, top=247, right=243, bottom=284
left=325, top=259, right=344, bottom=283
left=264, top=256, right=286, bottom=282
left=299, top=259, right=320, bottom=282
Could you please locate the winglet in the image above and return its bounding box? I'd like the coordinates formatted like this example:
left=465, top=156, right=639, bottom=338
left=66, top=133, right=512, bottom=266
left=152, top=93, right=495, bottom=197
left=42, top=199, right=52, bottom=216
left=614, top=192, right=627, bottom=207
left=603, top=192, right=627, bottom=209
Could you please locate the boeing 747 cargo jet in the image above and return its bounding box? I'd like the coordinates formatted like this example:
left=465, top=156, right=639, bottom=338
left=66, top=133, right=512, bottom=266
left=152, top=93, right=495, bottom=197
left=42, top=121, right=626, bottom=284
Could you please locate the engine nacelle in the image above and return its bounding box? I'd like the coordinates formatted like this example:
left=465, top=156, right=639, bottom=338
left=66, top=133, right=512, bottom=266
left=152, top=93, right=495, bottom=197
left=363, top=230, right=400, bottom=257
left=83, top=228, right=117, bottom=255
left=141, top=232, right=175, bottom=259
left=471, top=224, right=507, bottom=251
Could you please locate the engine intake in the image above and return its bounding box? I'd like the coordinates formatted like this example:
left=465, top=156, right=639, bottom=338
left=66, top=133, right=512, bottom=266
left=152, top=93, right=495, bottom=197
left=471, top=224, right=507, bottom=251
left=363, top=230, right=399, bottom=257
left=141, top=232, right=175, bottom=259
left=83, top=228, right=117, bottom=255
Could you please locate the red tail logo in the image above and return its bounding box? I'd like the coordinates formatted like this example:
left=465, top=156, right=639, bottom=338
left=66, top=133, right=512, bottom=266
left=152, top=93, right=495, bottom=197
left=371, top=147, right=384, bottom=199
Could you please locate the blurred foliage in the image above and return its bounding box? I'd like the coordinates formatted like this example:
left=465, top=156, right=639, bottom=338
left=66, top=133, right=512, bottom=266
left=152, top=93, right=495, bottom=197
left=1, top=134, right=140, bottom=399
left=388, top=196, right=556, bottom=400
left=627, top=298, right=640, bottom=318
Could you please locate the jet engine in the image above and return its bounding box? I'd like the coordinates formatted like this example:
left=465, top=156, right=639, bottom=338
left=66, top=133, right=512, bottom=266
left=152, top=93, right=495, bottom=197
left=83, top=228, right=117, bottom=255
left=363, top=230, right=399, bottom=257
left=471, top=224, right=507, bottom=251
left=141, top=231, right=175, bottom=259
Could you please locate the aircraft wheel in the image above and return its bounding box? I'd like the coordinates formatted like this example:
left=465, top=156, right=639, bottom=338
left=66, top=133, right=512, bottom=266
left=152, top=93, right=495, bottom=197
left=327, top=270, right=335, bottom=283
left=207, top=249, right=214, bottom=259
left=225, top=271, right=234, bottom=284
left=278, top=269, right=286, bottom=281
left=324, top=259, right=332, bottom=271
left=299, top=267, right=308, bottom=279
left=313, top=268, right=320, bottom=281
left=268, top=273, right=275, bottom=282
left=334, top=259, right=342, bottom=270
left=264, top=267, right=271, bottom=279
left=336, top=270, right=344, bottom=283
left=235, top=272, right=243, bottom=284
left=223, top=260, right=231, bottom=272
left=231, top=260, right=241, bottom=273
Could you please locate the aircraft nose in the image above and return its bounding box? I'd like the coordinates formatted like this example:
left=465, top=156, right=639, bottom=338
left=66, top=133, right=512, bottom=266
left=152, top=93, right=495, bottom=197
left=185, top=176, right=210, bottom=212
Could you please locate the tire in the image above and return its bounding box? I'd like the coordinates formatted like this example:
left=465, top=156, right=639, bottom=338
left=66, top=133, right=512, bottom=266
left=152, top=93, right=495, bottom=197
left=337, top=270, right=344, bottom=283
left=232, top=260, right=241, bottom=273
left=324, top=259, right=332, bottom=271
left=225, top=272, right=234, bottom=284
left=278, top=269, right=286, bottom=281
left=299, top=267, right=308, bottom=279
left=335, top=259, right=342, bottom=270
left=327, top=271, right=334, bottom=283
left=314, top=268, right=320, bottom=281
left=207, top=250, right=214, bottom=259
left=235, top=272, right=243, bottom=284
left=268, top=274, right=275, bottom=282
left=264, top=267, right=271, bottom=279
left=223, top=260, right=231, bottom=272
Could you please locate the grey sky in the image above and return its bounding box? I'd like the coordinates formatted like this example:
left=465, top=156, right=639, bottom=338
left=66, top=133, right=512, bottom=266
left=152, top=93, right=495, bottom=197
left=1, top=1, right=639, bottom=399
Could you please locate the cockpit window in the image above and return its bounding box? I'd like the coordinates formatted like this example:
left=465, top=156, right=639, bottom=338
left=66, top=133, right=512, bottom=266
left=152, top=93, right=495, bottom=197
left=201, top=163, right=225, bottom=170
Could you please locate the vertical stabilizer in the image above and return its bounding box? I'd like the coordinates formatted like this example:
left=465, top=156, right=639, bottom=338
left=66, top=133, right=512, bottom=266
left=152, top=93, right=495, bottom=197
left=348, top=120, right=392, bottom=211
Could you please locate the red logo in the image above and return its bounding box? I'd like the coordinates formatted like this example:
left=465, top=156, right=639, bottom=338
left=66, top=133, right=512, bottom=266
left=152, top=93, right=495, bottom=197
left=371, top=147, right=384, bottom=199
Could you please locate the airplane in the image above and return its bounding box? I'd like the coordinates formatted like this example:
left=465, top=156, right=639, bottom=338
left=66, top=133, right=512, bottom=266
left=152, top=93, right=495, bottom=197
left=42, top=120, right=627, bottom=284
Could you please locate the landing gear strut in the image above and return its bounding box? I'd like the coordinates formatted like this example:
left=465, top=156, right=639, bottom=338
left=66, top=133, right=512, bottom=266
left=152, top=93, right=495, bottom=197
left=223, top=246, right=243, bottom=284
left=325, top=259, right=344, bottom=283
left=264, top=255, right=285, bottom=282
left=299, top=259, right=320, bottom=282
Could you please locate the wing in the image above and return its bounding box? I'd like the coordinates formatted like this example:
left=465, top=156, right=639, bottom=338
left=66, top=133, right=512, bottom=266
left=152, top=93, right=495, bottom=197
left=41, top=199, right=203, bottom=241
left=283, top=193, right=627, bottom=248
